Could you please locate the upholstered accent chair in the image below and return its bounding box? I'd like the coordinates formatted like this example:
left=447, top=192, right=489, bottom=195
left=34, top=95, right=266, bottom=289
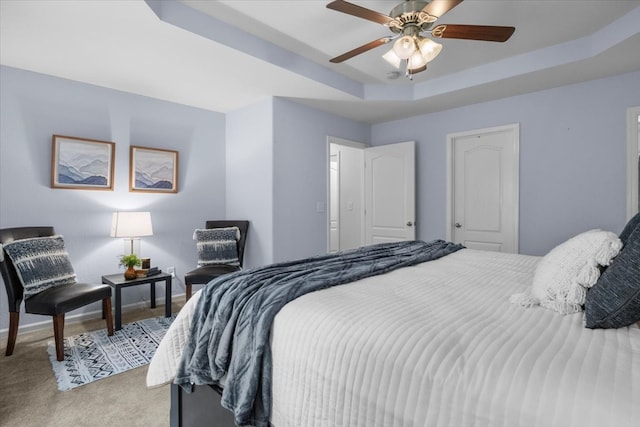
left=185, top=220, right=249, bottom=301
left=0, top=226, right=114, bottom=361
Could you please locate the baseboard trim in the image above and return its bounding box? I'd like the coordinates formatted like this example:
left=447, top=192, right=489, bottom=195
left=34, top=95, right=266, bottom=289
left=0, top=293, right=186, bottom=338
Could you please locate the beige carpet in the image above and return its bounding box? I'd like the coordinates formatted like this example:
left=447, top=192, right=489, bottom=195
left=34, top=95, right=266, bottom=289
left=0, top=300, right=184, bottom=427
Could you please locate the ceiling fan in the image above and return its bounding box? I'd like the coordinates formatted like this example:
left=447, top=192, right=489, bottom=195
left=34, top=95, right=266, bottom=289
left=326, top=0, right=515, bottom=79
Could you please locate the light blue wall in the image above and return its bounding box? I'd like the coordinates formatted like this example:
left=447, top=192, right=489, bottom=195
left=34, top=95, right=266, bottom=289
left=2, top=64, right=638, bottom=333
left=225, top=97, right=370, bottom=265
left=226, top=98, right=274, bottom=268
left=272, top=98, right=370, bottom=262
left=0, top=66, right=226, bottom=331
left=372, top=71, right=640, bottom=255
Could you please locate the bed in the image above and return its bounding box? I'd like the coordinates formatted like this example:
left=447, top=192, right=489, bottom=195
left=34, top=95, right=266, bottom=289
left=147, top=225, right=640, bottom=427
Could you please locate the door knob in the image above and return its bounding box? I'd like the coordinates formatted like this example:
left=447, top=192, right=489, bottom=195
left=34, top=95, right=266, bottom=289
left=406, top=221, right=413, bottom=227
left=455, top=222, right=462, bottom=228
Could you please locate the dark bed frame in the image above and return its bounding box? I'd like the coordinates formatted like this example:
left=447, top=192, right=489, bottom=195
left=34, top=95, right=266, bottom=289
left=170, top=383, right=235, bottom=427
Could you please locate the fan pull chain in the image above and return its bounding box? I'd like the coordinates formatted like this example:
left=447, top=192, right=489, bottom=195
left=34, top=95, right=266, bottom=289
left=405, top=60, right=414, bottom=81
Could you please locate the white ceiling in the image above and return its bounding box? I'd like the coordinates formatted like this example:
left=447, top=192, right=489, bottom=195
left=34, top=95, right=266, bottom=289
left=1, top=0, right=639, bottom=124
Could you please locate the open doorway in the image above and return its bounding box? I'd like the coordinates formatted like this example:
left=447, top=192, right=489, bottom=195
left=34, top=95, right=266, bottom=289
left=327, top=138, right=417, bottom=253
left=327, top=137, right=365, bottom=253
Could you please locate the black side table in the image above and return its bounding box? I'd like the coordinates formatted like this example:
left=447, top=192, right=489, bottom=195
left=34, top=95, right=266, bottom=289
left=101, top=272, right=172, bottom=330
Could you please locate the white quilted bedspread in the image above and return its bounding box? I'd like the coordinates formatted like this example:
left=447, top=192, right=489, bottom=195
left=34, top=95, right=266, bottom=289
left=147, top=249, right=640, bottom=427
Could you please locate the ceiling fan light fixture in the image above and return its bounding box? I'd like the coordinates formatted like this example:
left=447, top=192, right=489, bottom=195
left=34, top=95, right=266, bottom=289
left=407, top=50, right=427, bottom=70
left=393, top=35, right=416, bottom=59
left=407, top=64, right=427, bottom=75
left=327, top=0, right=517, bottom=76
left=408, top=51, right=426, bottom=69
left=418, top=37, right=443, bottom=63
left=382, top=48, right=402, bottom=68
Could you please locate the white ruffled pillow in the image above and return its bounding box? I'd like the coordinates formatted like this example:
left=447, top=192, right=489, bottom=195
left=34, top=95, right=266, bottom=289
left=510, top=229, right=622, bottom=314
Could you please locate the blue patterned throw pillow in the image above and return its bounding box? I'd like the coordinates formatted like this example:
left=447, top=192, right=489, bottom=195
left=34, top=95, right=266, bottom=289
left=193, top=227, right=240, bottom=267
left=3, top=235, right=76, bottom=298
left=585, top=222, right=640, bottom=328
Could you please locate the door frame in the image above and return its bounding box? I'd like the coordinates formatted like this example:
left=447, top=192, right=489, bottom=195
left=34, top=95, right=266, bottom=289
left=446, top=123, right=520, bottom=251
left=627, top=106, right=640, bottom=219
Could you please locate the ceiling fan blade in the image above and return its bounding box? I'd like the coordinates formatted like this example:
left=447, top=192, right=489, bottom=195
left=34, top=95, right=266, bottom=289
left=421, top=0, right=464, bottom=19
left=431, top=24, right=515, bottom=42
left=330, top=38, right=392, bottom=63
left=326, top=0, right=394, bottom=26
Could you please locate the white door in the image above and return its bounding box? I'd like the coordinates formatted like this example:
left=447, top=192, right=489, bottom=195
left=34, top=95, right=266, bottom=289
left=447, top=124, right=519, bottom=253
left=365, top=141, right=416, bottom=244
left=329, top=153, right=340, bottom=253
left=627, top=106, right=640, bottom=218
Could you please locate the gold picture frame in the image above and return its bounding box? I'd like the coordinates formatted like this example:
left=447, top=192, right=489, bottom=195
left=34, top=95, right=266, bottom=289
left=129, top=146, right=179, bottom=193
left=51, top=135, right=115, bottom=190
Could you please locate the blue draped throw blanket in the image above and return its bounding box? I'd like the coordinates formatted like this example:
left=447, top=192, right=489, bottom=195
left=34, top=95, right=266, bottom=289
left=175, top=240, right=463, bottom=426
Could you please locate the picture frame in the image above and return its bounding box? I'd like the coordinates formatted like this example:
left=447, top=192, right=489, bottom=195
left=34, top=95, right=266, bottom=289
left=129, top=146, right=179, bottom=193
left=51, top=135, right=115, bottom=190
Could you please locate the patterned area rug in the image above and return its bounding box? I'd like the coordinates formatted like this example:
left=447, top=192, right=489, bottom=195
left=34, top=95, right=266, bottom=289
left=47, top=315, right=175, bottom=391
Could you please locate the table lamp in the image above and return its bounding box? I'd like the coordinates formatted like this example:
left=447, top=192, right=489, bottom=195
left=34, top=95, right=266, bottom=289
left=110, top=211, right=153, bottom=256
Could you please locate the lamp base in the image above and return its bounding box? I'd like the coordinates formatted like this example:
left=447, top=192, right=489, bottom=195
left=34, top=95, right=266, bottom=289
left=123, top=238, right=141, bottom=256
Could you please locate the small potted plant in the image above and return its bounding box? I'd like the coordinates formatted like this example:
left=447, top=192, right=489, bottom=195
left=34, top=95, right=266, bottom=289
left=119, top=253, right=141, bottom=280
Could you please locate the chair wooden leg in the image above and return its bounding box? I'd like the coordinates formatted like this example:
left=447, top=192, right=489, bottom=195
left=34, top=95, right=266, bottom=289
left=52, top=314, right=65, bottom=361
left=185, top=282, right=192, bottom=302
left=5, top=311, right=19, bottom=356
left=103, top=297, right=114, bottom=336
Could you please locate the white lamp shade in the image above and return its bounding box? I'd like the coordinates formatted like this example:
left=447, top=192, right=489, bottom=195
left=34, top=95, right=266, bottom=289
left=110, top=212, right=153, bottom=237
left=393, top=35, right=416, bottom=59
left=382, top=49, right=402, bottom=68
left=418, top=37, right=443, bottom=63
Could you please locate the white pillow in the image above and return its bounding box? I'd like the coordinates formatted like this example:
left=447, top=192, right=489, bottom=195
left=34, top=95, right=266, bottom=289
left=510, top=229, right=622, bottom=314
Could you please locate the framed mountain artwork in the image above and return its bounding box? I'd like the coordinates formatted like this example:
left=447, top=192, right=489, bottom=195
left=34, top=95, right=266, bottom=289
left=129, top=146, right=178, bottom=193
left=51, top=135, right=115, bottom=190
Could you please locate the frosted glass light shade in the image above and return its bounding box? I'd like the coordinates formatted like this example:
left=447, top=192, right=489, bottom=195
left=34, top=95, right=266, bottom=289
left=408, top=51, right=426, bottom=69
left=418, top=38, right=443, bottom=63
left=382, top=49, right=402, bottom=68
left=393, top=35, right=416, bottom=59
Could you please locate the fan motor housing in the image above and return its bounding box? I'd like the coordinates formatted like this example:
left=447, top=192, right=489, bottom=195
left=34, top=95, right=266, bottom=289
left=388, top=0, right=435, bottom=33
